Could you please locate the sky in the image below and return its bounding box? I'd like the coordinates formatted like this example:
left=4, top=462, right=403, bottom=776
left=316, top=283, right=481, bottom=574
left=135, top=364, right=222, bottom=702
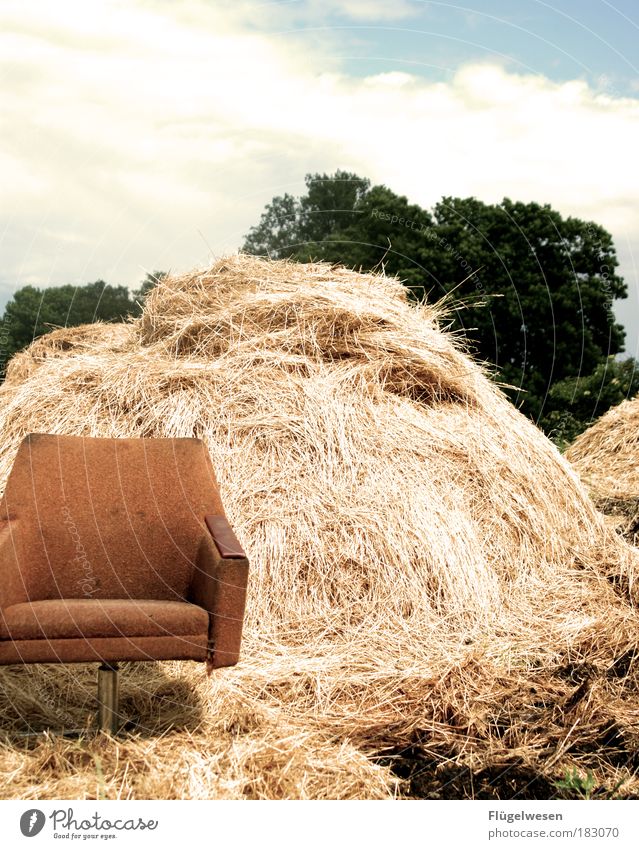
left=1, top=0, right=638, bottom=354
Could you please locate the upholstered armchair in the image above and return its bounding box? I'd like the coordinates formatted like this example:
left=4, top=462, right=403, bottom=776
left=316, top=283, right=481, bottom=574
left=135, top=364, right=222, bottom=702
left=0, top=434, right=249, bottom=733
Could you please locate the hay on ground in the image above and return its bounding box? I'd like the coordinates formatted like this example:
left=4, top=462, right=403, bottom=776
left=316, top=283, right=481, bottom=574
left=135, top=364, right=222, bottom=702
left=1, top=254, right=638, bottom=800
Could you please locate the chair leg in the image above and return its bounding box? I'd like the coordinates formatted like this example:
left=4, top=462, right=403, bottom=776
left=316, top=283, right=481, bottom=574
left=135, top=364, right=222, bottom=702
left=97, top=662, right=120, bottom=734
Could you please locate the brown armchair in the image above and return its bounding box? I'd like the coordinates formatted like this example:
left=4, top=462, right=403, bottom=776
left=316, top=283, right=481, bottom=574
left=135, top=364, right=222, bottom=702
left=0, top=433, right=249, bottom=733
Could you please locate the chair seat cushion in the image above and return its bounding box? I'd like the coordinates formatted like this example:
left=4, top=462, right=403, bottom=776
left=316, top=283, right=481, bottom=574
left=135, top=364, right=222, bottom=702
left=0, top=599, right=209, bottom=641
left=0, top=634, right=208, bottom=665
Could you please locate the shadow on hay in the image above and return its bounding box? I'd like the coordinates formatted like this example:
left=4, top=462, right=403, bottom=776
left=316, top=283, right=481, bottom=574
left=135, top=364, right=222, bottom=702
left=385, top=748, right=558, bottom=800
left=0, top=661, right=204, bottom=741
left=384, top=734, right=639, bottom=800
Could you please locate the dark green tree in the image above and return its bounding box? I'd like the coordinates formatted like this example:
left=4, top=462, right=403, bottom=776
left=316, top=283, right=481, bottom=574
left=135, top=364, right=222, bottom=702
left=243, top=171, right=370, bottom=259
left=540, top=356, right=639, bottom=447
left=313, top=185, right=440, bottom=295
left=421, top=197, right=626, bottom=419
left=133, top=270, right=168, bottom=301
left=0, top=281, right=138, bottom=376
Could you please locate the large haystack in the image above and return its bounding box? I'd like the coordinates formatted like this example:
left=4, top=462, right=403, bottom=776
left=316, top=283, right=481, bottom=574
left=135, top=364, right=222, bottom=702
left=1, top=255, right=639, bottom=800
left=566, top=397, right=639, bottom=543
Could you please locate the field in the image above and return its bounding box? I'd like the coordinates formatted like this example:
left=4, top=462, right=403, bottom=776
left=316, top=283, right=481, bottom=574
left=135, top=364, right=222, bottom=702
left=1, top=256, right=638, bottom=800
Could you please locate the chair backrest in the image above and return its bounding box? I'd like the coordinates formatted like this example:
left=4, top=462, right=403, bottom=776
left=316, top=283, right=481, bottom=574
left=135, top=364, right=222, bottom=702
left=0, top=434, right=225, bottom=603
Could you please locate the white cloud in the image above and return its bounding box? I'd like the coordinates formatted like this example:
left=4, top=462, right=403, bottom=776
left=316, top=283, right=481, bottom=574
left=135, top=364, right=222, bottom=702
left=0, top=0, right=637, bottom=340
left=303, top=0, right=420, bottom=21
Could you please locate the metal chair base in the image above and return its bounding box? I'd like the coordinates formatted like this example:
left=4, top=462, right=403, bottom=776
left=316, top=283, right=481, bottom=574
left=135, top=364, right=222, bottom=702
left=97, top=662, right=121, bottom=734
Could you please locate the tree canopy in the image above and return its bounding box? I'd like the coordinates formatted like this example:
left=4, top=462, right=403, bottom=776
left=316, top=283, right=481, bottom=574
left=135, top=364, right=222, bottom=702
left=242, top=172, right=628, bottom=428
left=539, top=356, right=639, bottom=447
left=132, top=270, right=168, bottom=301
left=243, top=171, right=370, bottom=259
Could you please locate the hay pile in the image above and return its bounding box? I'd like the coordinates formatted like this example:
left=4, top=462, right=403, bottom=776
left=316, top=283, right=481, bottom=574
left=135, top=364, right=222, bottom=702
left=567, top=398, right=639, bottom=544
left=4, top=322, right=134, bottom=385
left=1, top=254, right=639, bottom=800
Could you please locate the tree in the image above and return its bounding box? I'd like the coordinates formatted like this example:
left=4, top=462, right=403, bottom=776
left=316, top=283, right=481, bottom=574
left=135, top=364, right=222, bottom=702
left=243, top=171, right=370, bottom=259
left=0, top=281, right=138, bottom=376
left=540, top=357, right=639, bottom=446
left=422, top=197, right=626, bottom=419
left=243, top=173, right=627, bottom=423
left=133, top=270, right=168, bottom=301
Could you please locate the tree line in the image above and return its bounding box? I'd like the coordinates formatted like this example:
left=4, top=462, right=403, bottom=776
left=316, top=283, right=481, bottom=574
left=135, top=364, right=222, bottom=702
left=0, top=172, right=636, bottom=444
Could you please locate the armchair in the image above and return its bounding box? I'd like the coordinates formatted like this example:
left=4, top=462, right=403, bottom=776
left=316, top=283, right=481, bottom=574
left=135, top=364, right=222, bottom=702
left=0, top=434, right=249, bottom=733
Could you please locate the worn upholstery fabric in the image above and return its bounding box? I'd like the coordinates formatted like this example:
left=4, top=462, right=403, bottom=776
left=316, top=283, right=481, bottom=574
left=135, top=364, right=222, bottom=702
left=0, top=598, right=208, bottom=640
left=0, top=634, right=207, bottom=665
left=0, top=434, right=225, bottom=605
left=0, top=434, right=246, bottom=667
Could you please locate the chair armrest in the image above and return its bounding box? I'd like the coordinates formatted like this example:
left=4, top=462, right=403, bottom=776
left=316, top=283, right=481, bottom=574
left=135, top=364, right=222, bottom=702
left=0, top=518, right=28, bottom=614
left=190, top=514, right=249, bottom=671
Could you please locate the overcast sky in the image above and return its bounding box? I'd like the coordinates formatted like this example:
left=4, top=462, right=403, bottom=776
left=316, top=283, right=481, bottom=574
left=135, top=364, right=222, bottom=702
left=1, top=0, right=638, bottom=354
